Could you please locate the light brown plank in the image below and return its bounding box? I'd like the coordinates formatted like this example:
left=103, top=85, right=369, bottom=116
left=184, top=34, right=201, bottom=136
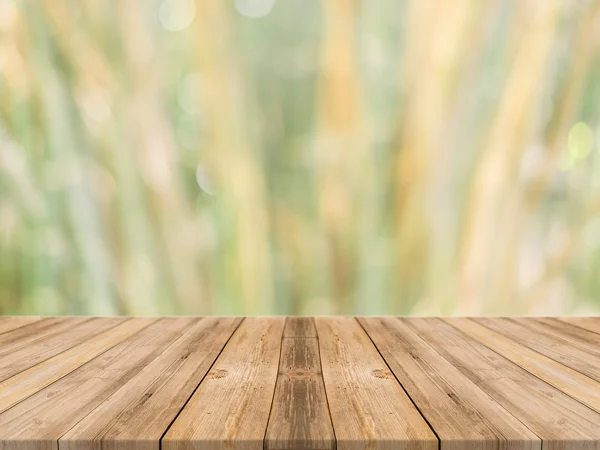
left=558, top=317, right=600, bottom=335
left=0, top=317, right=154, bottom=414
left=283, top=317, right=317, bottom=338
left=162, top=317, right=286, bottom=450
left=0, top=317, right=42, bottom=335
left=60, top=317, right=241, bottom=450
left=359, top=317, right=539, bottom=450
left=436, top=318, right=600, bottom=450
left=477, top=317, right=600, bottom=383
left=0, top=318, right=194, bottom=450
left=315, top=317, right=437, bottom=450
left=446, top=318, right=600, bottom=413
left=265, top=318, right=335, bottom=450
left=534, top=318, right=600, bottom=347
left=0, top=317, right=125, bottom=382
left=0, top=317, right=85, bottom=353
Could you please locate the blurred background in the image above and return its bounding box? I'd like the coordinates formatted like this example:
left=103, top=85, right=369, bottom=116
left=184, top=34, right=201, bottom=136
left=1, top=0, right=600, bottom=316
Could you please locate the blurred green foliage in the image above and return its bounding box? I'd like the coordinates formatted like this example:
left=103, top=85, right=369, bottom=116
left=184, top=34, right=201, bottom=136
left=1, top=0, right=600, bottom=315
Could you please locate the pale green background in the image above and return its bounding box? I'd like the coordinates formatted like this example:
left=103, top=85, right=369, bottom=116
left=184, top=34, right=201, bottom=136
left=1, top=0, right=599, bottom=315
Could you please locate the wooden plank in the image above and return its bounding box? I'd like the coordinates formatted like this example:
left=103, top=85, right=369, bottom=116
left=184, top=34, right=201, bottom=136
left=283, top=317, right=317, bottom=338
left=359, top=317, right=539, bottom=450
left=60, top=317, right=241, bottom=450
left=446, top=318, right=600, bottom=413
left=0, top=316, right=42, bottom=335
left=0, top=317, right=125, bottom=382
left=558, top=317, right=600, bottom=335
left=0, top=317, right=155, bottom=414
left=477, top=317, right=600, bottom=382
left=533, top=318, right=600, bottom=347
left=162, top=317, right=285, bottom=450
left=265, top=318, right=335, bottom=450
left=315, top=317, right=437, bottom=450
left=0, top=318, right=194, bottom=450
left=435, top=318, right=600, bottom=448
left=0, top=317, right=84, bottom=352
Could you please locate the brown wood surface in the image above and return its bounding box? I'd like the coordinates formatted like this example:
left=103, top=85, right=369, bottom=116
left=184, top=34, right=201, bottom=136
left=60, top=317, right=242, bottom=450
left=441, top=318, right=600, bottom=449
left=558, top=317, right=600, bottom=335
left=450, top=317, right=600, bottom=413
left=0, top=317, right=154, bottom=414
left=477, top=317, right=600, bottom=383
left=162, top=317, right=286, bottom=450
left=0, top=316, right=42, bottom=335
left=265, top=318, right=335, bottom=450
left=0, top=317, right=83, bottom=355
left=358, top=317, right=539, bottom=450
left=2, top=317, right=600, bottom=450
left=0, top=317, right=125, bottom=382
left=315, top=317, right=437, bottom=450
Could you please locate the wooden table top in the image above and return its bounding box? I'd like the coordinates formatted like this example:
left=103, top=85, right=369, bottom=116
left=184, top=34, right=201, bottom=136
left=1, top=317, right=600, bottom=450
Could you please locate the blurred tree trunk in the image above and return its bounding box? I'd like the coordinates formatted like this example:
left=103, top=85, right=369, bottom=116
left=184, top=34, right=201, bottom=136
left=194, top=0, right=273, bottom=314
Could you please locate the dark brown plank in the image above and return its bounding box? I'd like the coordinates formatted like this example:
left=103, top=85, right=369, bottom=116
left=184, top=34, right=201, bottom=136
left=265, top=318, right=335, bottom=450
left=283, top=317, right=317, bottom=338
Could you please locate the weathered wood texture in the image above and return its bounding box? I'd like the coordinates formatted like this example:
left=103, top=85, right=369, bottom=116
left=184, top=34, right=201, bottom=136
left=358, top=318, right=539, bottom=450
left=2, top=317, right=600, bottom=450
left=162, top=317, right=285, bottom=450
left=316, top=317, right=437, bottom=450
left=265, top=318, right=334, bottom=450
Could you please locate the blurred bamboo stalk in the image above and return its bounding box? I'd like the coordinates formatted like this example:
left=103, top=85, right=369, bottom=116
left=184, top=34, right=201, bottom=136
left=316, top=0, right=367, bottom=314
left=194, top=0, right=273, bottom=314
left=458, top=0, right=561, bottom=314
left=116, top=0, right=206, bottom=314
left=395, top=0, right=486, bottom=314
left=22, top=1, right=117, bottom=314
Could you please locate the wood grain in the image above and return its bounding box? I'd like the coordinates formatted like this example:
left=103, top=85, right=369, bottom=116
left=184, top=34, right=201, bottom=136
left=438, top=317, right=600, bottom=449
left=359, top=317, right=539, bottom=450
left=162, top=317, right=286, bottom=450
left=0, top=316, right=42, bottom=335
left=534, top=318, right=600, bottom=348
left=60, top=317, right=241, bottom=450
left=265, top=318, right=335, bottom=450
left=0, top=317, right=154, bottom=414
left=477, top=317, right=600, bottom=382
left=0, top=317, right=84, bottom=353
left=0, top=317, right=125, bottom=382
left=315, top=317, right=437, bottom=450
left=0, top=317, right=600, bottom=450
left=558, top=317, right=600, bottom=335
left=0, top=318, right=192, bottom=450
left=283, top=317, right=317, bottom=338
left=446, top=317, right=600, bottom=413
